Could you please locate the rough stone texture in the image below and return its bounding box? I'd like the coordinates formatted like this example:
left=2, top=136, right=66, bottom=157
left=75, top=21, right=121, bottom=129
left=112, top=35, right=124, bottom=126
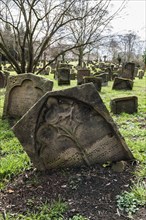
left=110, top=96, right=138, bottom=114
left=112, top=77, right=133, bottom=90
left=13, top=83, right=134, bottom=171
left=77, top=68, right=90, bottom=85
left=58, top=68, right=70, bottom=85
left=121, top=62, right=135, bottom=80
left=83, top=76, right=102, bottom=92
left=3, top=73, right=53, bottom=119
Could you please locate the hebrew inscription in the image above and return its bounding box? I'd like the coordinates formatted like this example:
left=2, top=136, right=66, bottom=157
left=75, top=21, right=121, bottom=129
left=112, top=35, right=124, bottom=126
left=13, top=83, right=134, bottom=170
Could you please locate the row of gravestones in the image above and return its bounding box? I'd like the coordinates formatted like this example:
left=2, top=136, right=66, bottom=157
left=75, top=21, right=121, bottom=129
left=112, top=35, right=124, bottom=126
left=1, top=72, right=136, bottom=171
left=47, top=62, right=144, bottom=92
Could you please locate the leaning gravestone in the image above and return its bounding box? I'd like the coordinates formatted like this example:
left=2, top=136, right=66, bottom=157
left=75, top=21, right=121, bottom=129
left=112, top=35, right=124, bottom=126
left=13, top=83, right=134, bottom=171
left=112, top=77, right=133, bottom=90
left=3, top=73, right=53, bottom=119
left=110, top=96, right=138, bottom=114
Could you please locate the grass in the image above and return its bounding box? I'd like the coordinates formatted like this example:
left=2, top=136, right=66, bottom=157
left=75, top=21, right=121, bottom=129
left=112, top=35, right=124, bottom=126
left=0, top=199, right=88, bottom=220
left=0, top=70, right=146, bottom=218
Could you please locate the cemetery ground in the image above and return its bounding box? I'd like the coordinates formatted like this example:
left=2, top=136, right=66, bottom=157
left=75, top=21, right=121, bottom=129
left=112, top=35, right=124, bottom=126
left=0, top=72, right=146, bottom=219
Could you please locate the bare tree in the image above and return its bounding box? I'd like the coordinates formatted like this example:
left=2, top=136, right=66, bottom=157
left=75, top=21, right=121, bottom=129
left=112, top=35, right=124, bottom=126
left=118, top=31, right=141, bottom=62
left=0, top=0, right=85, bottom=74
left=0, top=0, right=127, bottom=73
left=66, top=0, right=127, bottom=66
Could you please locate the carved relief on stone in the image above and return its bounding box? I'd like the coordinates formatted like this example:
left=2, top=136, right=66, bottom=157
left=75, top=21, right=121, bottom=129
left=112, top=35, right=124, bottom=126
left=13, top=84, right=134, bottom=170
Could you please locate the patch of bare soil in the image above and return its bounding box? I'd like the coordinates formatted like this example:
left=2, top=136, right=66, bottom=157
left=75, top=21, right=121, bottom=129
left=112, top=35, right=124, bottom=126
left=0, top=163, right=146, bottom=220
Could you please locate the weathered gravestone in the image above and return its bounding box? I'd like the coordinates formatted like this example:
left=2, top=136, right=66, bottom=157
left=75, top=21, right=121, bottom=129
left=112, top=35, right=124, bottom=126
left=96, top=73, right=108, bottom=86
left=13, top=83, right=134, bottom=171
left=121, top=62, right=135, bottom=80
left=58, top=68, right=70, bottom=85
left=112, top=77, right=133, bottom=90
left=110, top=96, right=138, bottom=114
left=138, top=70, right=144, bottom=79
left=0, top=71, right=5, bottom=88
left=84, top=76, right=102, bottom=92
left=3, top=73, right=53, bottom=119
left=77, top=68, right=90, bottom=85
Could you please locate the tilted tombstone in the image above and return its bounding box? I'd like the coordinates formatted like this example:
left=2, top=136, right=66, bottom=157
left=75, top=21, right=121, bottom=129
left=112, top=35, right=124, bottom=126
left=3, top=73, right=53, bottom=119
left=121, top=62, right=135, bottom=80
left=110, top=96, right=138, bottom=114
left=58, top=68, right=70, bottom=85
left=77, top=68, right=90, bottom=85
left=83, top=76, right=102, bottom=92
left=112, top=77, right=133, bottom=90
left=13, top=83, right=134, bottom=171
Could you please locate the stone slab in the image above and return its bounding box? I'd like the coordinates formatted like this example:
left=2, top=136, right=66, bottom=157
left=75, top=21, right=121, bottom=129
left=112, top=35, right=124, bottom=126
left=112, top=77, right=133, bottom=90
left=58, top=68, right=70, bottom=85
left=13, top=83, right=134, bottom=171
left=77, top=68, right=90, bottom=85
left=110, top=96, right=138, bottom=114
left=84, top=76, right=102, bottom=92
left=3, top=73, right=53, bottom=119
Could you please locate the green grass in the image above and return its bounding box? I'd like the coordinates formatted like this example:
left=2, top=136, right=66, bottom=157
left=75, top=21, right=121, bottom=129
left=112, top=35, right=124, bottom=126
left=0, top=199, right=87, bottom=220
left=0, top=70, right=146, bottom=218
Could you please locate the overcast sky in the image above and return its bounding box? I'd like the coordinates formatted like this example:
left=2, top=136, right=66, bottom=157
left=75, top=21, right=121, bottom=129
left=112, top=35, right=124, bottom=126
left=110, top=0, right=146, bottom=40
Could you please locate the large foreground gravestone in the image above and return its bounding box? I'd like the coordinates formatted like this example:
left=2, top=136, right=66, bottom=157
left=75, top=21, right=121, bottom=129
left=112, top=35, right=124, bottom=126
left=112, top=77, right=133, bottom=90
left=110, top=96, right=138, bottom=114
left=3, top=73, right=53, bottom=119
left=13, top=83, right=134, bottom=170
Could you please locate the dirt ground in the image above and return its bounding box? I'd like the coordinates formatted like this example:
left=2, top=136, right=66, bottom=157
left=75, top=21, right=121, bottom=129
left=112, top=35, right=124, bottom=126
left=0, top=163, right=146, bottom=220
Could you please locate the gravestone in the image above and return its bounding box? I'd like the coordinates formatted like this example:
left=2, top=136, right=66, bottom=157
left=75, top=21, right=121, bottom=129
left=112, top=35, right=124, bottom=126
left=121, top=62, right=135, bottom=80
left=110, top=96, right=138, bottom=114
left=58, top=68, right=70, bottom=85
left=3, top=71, right=10, bottom=87
left=3, top=73, right=53, bottom=119
left=13, top=83, right=134, bottom=171
left=84, top=76, right=102, bottom=92
left=138, top=70, right=144, bottom=79
left=77, top=68, right=90, bottom=85
left=134, top=67, right=139, bottom=77
left=0, top=71, right=5, bottom=88
left=112, top=77, right=133, bottom=90
left=96, top=73, right=108, bottom=86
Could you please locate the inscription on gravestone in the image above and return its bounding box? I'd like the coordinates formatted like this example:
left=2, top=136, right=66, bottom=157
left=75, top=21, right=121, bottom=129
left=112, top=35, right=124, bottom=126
left=3, top=73, right=53, bottom=119
left=13, top=83, right=134, bottom=170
